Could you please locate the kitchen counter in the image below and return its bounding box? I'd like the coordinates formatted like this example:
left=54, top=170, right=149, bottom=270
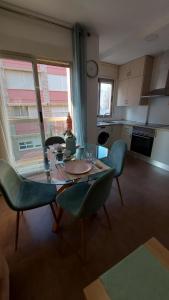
left=97, top=120, right=169, bottom=130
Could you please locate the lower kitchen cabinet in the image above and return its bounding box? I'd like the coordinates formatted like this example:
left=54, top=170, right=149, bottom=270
left=110, top=124, right=132, bottom=150
left=111, top=125, right=122, bottom=143
left=121, top=125, right=133, bottom=150
left=151, top=129, right=169, bottom=166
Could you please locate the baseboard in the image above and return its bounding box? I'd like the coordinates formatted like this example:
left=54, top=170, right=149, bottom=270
left=129, top=151, right=169, bottom=172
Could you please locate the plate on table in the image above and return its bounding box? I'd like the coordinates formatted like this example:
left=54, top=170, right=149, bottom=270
left=64, top=160, right=92, bottom=175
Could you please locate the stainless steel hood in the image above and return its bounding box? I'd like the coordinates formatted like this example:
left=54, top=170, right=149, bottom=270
left=141, top=52, right=169, bottom=98
left=142, top=71, right=169, bottom=98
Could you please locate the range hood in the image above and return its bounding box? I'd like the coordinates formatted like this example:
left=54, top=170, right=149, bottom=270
left=142, top=70, right=169, bottom=98
left=142, top=52, right=169, bottom=98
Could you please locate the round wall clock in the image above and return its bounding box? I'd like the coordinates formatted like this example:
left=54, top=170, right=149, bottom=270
left=87, top=60, right=99, bottom=78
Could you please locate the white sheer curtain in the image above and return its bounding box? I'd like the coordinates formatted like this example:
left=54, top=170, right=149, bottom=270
left=0, top=60, right=14, bottom=163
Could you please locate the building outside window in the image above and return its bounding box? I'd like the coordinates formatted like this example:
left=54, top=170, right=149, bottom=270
left=19, top=141, right=34, bottom=150
left=9, top=106, right=29, bottom=117
left=98, top=79, right=114, bottom=117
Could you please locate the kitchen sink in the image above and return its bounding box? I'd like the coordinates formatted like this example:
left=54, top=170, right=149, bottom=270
left=102, top=120, right=117, bottom=123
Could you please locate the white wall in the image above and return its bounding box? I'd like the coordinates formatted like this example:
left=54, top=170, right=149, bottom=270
left=86, top=34, right=99, bottom=144
left=148, top=97, right=169, bottom=124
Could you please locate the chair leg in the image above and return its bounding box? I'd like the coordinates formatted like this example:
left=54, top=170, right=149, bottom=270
left=15, top=211, right=20, bottom=251
left=57, top=205, right=64, bottom=225
left=103, top=204, right=112, bottom=230
left=50, top=203, right=58, bottom=222
left=81, top=219, right=86, bottom=261
left=50, top=203, right=60, bottom=232
left=116, top=177, right=124, bottom=206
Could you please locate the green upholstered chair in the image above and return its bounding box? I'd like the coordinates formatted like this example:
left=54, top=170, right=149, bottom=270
left=101, top=139, right=127, bottom=206
left=45, top=136, right=65, bottom=148
left=45, top=136, right=65, bottom=167
left=0, top=159, right=58, bottom=251
left=56, top=169, right=114, bottom=260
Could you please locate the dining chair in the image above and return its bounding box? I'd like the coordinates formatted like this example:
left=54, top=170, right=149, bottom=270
left=0, top=159, right=58, bottom=251
left=101, top=139, right=127, bottom=206
left=56, top=169, right=114, bottom=260
left=45, top=136, right=65, bottom=148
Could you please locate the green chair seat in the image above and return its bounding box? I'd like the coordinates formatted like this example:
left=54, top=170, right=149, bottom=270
left=56, top=169, right=114, bottom=260
left=57, top=182, right=91, bottom=217
left=0, top=159, right=58, bottom=250
left=101, top=139, right=127, bottom=177
left=101, top=139, right=127, bottom=205
left=14, top=181, right=57, bottom=211
left=101, top=157, right=119, bottom=178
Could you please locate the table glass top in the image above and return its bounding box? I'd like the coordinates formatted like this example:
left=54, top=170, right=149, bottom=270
left=23, top=144, right=109, bottom=185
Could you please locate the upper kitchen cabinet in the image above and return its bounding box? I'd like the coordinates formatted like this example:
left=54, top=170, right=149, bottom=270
left=119, top=57, right=145, bottom=81
left=117, top=56, right=153, bottom=106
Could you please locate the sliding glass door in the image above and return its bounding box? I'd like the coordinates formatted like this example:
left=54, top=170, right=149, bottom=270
left=36, top=63, right=71, bottom=140
left=0, top=58, right=44, bottom=174
left=0, top=56, right=71, bottom=174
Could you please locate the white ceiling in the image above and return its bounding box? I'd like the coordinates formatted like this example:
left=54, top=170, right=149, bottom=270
left=3, top=0, right=169, bottom=64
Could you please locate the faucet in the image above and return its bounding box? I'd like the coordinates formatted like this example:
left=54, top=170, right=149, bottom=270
left=103, top=113, right=110, bottom=119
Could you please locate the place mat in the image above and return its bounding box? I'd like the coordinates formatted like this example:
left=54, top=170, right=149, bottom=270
left=100, top=245, right=169, bottom=300
left=64, top=160, right=92, bottom=175
left=51, top=159, right=110, bottom=182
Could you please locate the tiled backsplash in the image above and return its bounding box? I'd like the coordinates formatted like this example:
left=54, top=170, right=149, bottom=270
left=148, top=97, right=169, bottom=124
left=124, top=106, right=148, bottom=123
left=112, top=98, right=169, bottom=125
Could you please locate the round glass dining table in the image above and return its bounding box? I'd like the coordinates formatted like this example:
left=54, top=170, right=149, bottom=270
left=23, top=144, right=110, bottom=186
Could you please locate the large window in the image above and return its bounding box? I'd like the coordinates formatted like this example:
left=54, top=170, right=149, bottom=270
left=98, top=79, right=113, bottom=117
left=0, top=57, right=71, bottom=174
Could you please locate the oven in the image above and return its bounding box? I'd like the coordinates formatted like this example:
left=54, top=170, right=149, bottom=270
left=130, top=126, right=155, bottom=157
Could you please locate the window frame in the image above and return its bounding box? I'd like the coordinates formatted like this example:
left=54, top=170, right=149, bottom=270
left=0, top=50, right=72, bottom=166
left=98, top=78, right=114, bottom=118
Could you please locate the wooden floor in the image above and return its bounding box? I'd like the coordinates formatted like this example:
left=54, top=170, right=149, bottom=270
left=1, top=156, right=169, bottom=300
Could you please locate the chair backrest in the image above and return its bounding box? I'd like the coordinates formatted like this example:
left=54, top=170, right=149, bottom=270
left=0, top=160, right=23, bottom=210
left=79, top=169, right=114, bottom=217
left=109, top=139, right=127, bottom=177
left=45, top=136, right=65, bottom=148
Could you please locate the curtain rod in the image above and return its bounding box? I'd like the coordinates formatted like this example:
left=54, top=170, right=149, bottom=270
left=0, top=5, right=72, bottom=31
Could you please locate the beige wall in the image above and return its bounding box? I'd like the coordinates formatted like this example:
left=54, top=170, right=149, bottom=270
left=99, top=62, right=118, bottom=80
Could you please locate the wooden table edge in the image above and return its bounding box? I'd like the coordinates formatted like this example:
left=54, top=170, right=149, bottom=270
left=83, top=237, right=169, bottom=300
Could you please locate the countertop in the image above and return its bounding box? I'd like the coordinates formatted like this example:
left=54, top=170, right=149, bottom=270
left=97, top=120, right=169, bottom=130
